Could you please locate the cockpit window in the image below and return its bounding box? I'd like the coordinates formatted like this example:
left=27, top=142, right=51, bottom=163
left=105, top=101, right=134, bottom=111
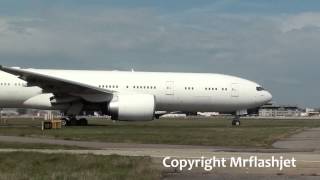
left=256, top=86, right=265, bottom=91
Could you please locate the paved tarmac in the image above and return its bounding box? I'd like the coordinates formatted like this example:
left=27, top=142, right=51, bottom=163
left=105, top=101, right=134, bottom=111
left=0, top=135, right=314, bottom=153
left=273, top=127, right=320, bottom=152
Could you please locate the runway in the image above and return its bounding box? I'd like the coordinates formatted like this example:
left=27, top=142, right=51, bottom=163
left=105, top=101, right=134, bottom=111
left=0, top=135, right=314, bottom=152
left=273, top=127, right=320, bottom=151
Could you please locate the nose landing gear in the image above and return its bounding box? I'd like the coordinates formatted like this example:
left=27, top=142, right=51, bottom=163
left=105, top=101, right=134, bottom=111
left=232, top=115, right=241, bottom=126
left=232, top=109, right=247, bottom=126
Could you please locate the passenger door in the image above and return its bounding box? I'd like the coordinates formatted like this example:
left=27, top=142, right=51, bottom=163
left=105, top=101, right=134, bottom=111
left=165, top=81, right=174, bottom=95
left=231, top=83, right=239, bottom=97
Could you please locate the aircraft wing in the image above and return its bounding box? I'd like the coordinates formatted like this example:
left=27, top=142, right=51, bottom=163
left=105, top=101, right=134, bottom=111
left=0, top=66, right=114, bottom=97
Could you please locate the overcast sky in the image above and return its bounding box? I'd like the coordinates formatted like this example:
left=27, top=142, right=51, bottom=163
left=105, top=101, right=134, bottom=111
left=0, top=0, right=320, bottom=107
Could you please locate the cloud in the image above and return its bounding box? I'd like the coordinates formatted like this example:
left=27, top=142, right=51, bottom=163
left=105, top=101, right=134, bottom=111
left=0, top=17, right=53, bottom=54
left=281, top=12, right=320, bottom=32
left=0, top=7, right=320, bottom=106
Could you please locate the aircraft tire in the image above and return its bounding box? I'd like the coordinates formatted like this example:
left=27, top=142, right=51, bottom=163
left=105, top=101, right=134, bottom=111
left=61, top=117, right=70, bottom=126
left=232, top=120, right=241, bottom=126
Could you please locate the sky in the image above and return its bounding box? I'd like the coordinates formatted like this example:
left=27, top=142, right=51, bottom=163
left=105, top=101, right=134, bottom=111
left=0, top=0, right=320, bottom=107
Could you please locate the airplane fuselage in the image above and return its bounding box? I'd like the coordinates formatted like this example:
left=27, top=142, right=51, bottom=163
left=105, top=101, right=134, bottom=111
left=0, top=69, right=272, bottom=114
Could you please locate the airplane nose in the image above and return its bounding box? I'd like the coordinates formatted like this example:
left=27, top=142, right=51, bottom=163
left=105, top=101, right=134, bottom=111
left=265, top=91, right=272, bottom=102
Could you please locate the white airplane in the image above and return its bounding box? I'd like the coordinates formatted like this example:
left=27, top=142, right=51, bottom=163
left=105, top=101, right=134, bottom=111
left=0, top=66, right=272, bottom=126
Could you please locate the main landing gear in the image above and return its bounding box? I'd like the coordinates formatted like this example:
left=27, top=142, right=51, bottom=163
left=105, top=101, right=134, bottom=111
left=232, top=115, right=241, bottom=126
left=61, top=116, right=88, bottom=126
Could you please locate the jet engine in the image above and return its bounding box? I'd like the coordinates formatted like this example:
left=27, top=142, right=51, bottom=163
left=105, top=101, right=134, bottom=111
left=108, top=94, right=155, bottom=121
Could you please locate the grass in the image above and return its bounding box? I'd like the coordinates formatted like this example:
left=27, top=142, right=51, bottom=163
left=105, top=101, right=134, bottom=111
left=0, top=152, right=161, bottom=180
left=1, top=117, right=320, bottom=148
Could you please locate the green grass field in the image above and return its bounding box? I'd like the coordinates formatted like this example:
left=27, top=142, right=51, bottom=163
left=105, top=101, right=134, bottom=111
left=0, top=117, right=320, bottom=148
left=0, top=152, right=161, bottom=180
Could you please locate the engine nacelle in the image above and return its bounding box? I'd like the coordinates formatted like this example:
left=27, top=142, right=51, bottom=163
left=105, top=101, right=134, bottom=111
left=108, top=94, right=155, bottom=121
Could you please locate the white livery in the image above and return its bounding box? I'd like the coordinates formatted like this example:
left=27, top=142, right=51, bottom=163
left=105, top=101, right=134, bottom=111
left=0, top=66, right=272, bottom=125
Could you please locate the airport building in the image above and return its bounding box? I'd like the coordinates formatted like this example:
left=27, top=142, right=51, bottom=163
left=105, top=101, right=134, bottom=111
left=258, top=104, right=301, bottom=117
left=301, top=108, right=320, bottom=117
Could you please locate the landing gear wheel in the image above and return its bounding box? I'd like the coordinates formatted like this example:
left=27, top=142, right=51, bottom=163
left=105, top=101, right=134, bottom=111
left=232, top=120, right=241, bottom=126
left=61, top=117, right=71, bottom=126
left=61, top=118, right=67, bottom=126
left=61, top=117, right=88, bottom=126
left=232, top=116, right=241, bottom=126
